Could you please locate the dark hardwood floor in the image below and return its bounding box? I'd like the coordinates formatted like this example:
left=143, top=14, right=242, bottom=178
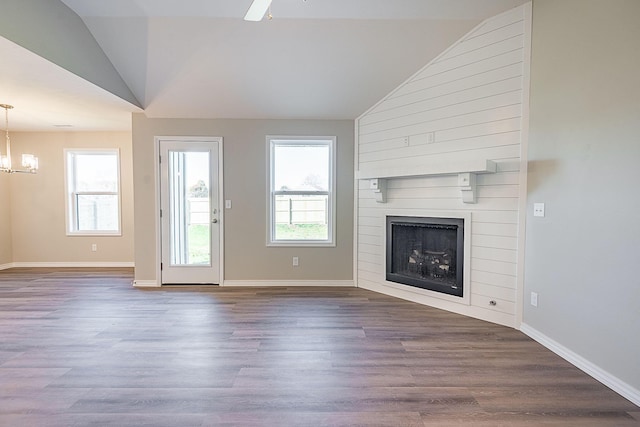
left=0, top=268, right=638, bottom=426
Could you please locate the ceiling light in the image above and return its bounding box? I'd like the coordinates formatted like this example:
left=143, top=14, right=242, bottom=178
left=244, top=0, right=272, bottom=21
left=0, top=104, right=39, bottom=174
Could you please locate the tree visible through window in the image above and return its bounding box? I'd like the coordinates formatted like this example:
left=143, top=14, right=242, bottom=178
left=268, top=136, right=336, bottom=246
left=65, top=149, right=121, bottom=235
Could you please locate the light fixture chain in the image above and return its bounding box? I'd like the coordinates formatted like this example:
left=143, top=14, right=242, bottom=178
left=5, top=106, right=11, bottom=170
left=1, top=104, right=10, bottom=171
left=5, top=105, right=9, bottom=146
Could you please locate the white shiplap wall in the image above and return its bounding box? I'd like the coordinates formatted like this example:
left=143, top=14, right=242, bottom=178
left=355, top=4, right=531, bottom=327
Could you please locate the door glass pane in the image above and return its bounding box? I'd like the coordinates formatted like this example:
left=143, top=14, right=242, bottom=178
left=168, top=151, right=211, bottom=266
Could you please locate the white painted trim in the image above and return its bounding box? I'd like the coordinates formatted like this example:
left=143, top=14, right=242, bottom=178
left=265, top=135, right=337, bottom=248
left=520, top=323, right=640, bottom=407
left=63, top=148, right=123, bottom=236
left=360, top=279, right=515, bottom=328
left=217, top=138, right=225, bottom=286
left=515, top=2, right=532, bottom=328
left=223, top=280, right=355, bottom=287
left=154, top=136, right=224, bottom=286
left=353, top=118, right=360, bottom=288
left=356, top=159, right=496, bottom=181
left=0, top=263, right=14, bottom=271
left=133, top=279, right=160, bottom=288
left=154, top=136, right=162, bottom=288
left=10, top=262, right=134, bottom=268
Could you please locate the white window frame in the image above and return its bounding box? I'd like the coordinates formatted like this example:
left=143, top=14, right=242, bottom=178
left=267, top=136, right=336, bottom=247
left=64, top=148, right=122, bottom=236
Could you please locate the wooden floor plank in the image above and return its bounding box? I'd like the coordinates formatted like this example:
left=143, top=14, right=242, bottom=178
left=0, top=267, right=638, bottom=426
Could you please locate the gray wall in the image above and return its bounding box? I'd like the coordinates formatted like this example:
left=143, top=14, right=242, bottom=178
left=132, top=114, right=354, bottom=283
left=0, top=0, right=140, bottom=107
left=525, top=0, right=640, bottom=391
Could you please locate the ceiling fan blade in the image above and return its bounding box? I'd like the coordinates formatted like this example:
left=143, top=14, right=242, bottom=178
left=244, top=0, right=273, bottom=21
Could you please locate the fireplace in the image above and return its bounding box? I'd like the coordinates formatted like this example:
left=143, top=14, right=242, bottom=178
left=386, top=216, right=464, bottom=297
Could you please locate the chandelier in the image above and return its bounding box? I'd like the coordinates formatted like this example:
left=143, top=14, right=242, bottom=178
left=1, top=104, right=38, bottom=174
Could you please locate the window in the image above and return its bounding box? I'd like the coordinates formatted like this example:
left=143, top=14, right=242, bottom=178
left=268, top=136, right=336, bottom=246
left=65, top=149, right=121, bottom=235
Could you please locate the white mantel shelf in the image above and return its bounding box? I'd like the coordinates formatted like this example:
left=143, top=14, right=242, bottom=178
left=357, top=159, right=497, bottom=204
left=356, top=159, right=497, bottom=180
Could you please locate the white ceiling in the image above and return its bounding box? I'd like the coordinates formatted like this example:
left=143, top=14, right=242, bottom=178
left=0, top=37, right=139, bottom=131
left=1, top=0, right=528, bottom=131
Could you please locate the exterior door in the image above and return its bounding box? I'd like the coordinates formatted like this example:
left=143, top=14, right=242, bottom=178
left=160, top=139, right=220, bottom=284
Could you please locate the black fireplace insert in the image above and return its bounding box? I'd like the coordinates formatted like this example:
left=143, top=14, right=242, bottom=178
left=386, top=216, right=464, bottom=297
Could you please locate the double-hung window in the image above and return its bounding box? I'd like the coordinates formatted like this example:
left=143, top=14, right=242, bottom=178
left=65, top=149, right=121, bottom=235
left=268, top=136, right=336, bottom=246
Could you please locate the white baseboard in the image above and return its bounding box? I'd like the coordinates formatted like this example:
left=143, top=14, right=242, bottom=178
left=358, top=280, right=515, bottom=328
left=520, top=323, right=640, bottom=407
left=133, top=280, right=160, bottom=288
left=223, top=279, right=355, bottom=287
left=0, top=263, right=13, bottom=271
left=10, top=262, right=134, bottom=268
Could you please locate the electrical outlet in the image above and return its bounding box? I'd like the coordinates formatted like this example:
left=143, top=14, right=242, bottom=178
left=530, top=292, right=538, bottom=307
left=91, top=244, right=97, bottom=252
left=292, top=257, right=299, bottom=267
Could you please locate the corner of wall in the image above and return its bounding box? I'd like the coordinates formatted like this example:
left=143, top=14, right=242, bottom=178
left=0, top=174, right=13, bottom=265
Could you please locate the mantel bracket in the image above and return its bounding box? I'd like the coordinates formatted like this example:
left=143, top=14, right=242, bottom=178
left=458, top=172, right=477, bottom=204
left=369, top=178, right=387, bottom=203
left=357, top=160, right=496, bottom=204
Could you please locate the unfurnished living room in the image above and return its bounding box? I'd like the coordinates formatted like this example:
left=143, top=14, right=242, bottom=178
left=1, top=0, right=639, bottom=426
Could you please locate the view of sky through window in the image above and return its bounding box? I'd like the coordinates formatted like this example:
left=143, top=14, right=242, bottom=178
left=75, top=154, right=118, bottom=192
left=274, top=144, right=329, bottom=192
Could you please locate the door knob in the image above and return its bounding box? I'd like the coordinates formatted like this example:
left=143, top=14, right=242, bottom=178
left=212, top=219, right=218, bottom=223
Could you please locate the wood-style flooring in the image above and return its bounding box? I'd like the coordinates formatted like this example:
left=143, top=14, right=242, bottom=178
left=0, top=268, right=638, bottom=426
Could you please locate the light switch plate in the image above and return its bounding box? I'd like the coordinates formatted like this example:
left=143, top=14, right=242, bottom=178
left=533, top=203, right=545, bottom=217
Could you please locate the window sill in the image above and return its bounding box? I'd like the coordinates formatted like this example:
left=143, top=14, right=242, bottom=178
left=67, top=231, right=122, bottom=237
left=267, top=241, right=336, bottom=248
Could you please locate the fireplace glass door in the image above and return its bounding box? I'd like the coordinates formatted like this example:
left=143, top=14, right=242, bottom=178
left=386, top=216, right=464, bottom=297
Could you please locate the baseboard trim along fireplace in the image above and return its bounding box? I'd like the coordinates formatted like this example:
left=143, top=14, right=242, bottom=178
left=384, top=211, right=471, bottom=306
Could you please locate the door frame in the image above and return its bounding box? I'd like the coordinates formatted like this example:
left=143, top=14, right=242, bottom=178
left=154, top=136, right=224, bottom=286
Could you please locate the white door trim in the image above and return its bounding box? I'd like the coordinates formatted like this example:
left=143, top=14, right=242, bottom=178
left=154, top=136, right=224, bottom=285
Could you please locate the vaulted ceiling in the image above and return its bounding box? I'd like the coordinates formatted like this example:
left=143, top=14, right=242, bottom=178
left=0, top=0, right=528, bottom=130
